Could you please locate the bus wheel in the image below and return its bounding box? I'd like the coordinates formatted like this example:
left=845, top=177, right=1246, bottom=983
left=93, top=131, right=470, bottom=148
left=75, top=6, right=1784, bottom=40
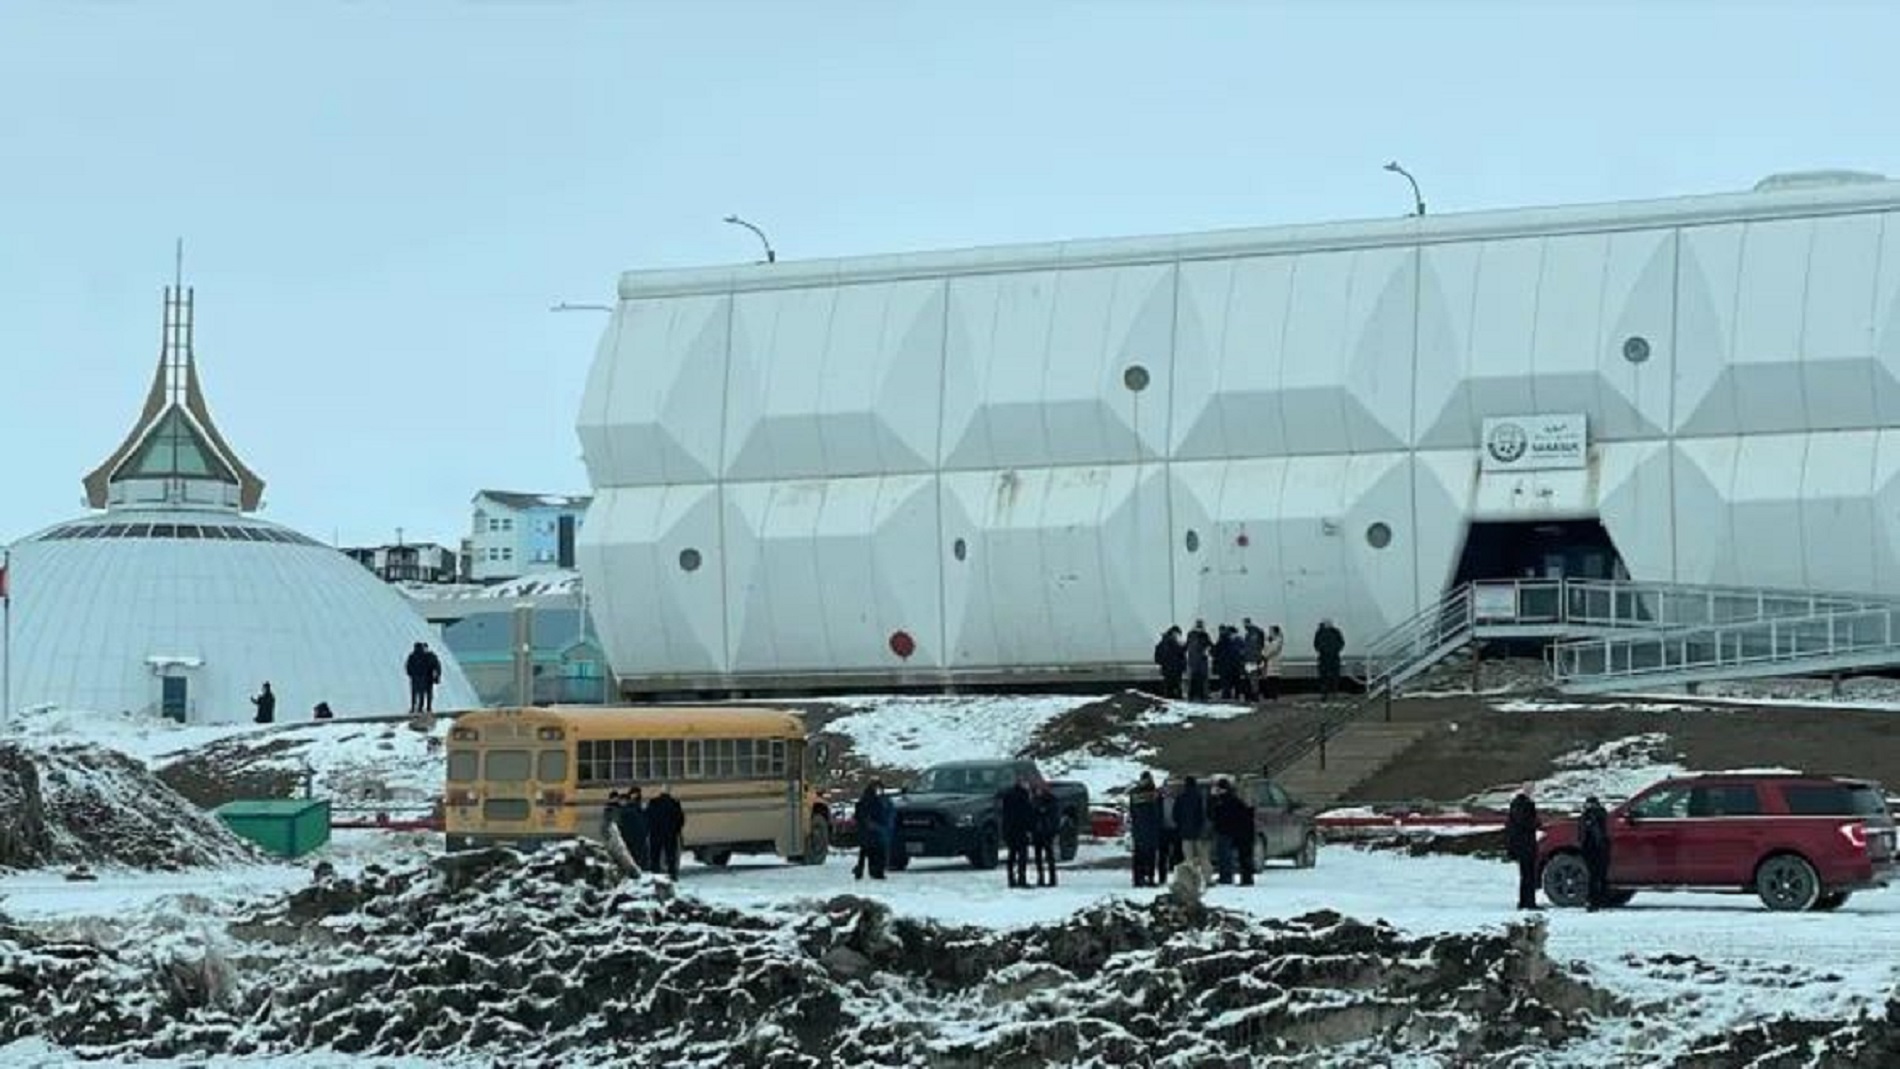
left=696, top=849, right=733, bottom=868
left=794, top=818, right=830, bottom=866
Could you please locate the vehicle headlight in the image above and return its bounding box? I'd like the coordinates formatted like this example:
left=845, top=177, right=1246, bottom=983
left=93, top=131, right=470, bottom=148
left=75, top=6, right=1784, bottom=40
left=955, top=813, right=976, bottom=827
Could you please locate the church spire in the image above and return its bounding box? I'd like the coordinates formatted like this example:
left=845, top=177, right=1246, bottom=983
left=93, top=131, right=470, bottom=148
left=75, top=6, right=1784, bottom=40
left=81, top=247, right=267, bottom=512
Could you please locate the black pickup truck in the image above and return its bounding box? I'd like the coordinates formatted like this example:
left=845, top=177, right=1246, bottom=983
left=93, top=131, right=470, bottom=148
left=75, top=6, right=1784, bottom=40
left=888, top=760, right=1089, bottom=870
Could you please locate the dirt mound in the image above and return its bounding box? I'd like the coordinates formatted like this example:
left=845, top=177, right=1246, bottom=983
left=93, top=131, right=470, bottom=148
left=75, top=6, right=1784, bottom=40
left=2, top=841, right=1638, bottom=1066
left=1670, top=1004, right=1900, bottom=1067
left=0, top=742, right=260, bottom=872
left=1019, top=689, right=1167, bottom=762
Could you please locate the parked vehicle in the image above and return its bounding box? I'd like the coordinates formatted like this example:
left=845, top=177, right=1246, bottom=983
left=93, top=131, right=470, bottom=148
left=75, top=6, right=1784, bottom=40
left=889, top=760, right=1089, bottom=870
left=1537, top=774, right=1897, bottom=912
left=1170, top=773, right=1321, bottom=870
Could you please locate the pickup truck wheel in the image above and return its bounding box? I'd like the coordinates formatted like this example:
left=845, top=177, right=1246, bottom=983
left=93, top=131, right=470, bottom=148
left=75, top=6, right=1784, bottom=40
left=1602, top=889, right=1636, bottom=907
left=886, top=847, right=909, bottom=872
left=1813, top=891, right=1850, bottom=911
left=695, top=849, right=733, bottom=868
left=1295, top=833, right=1319, bottom=869
left=1539, top=852, right=1590, bottom=908
left=1058, top=819, right=1078, bottom=862
left=968, top=827, right=1000, bottom=870
left=1756, top=854, right=1821, bottom=912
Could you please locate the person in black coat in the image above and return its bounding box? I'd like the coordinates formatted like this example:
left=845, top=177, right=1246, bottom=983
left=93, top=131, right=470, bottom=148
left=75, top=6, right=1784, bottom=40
left=1313, top=621, right=1346, bottom=698
left=1214, top=626, right=1245, bottom=701
left=1184, top=622, right=1213, bottom=701
left=645, top=786, right=686, bottom=878
left=617, top=786, right=652, bottom=870
left=1210, top=779, right=1255, bottom=886
left=405, top=642, right=443, bottom=715
left=251, top=682, right=276, bottom=725
left=1153, top=627, right=1187, bottom=699
left=1127, top=772, right=1163, bottom=887
left=1031, top=783, right=1062, bottom=887
left=1173, top=776, right=1209, bottom=883
left=1000, top=776, right=1036, bottom=889
left=1505, top=785, right=1541, bottom=910
left=1578, top=795, right=1613, bottom=911
left=853, top=781, right=891, bottom=881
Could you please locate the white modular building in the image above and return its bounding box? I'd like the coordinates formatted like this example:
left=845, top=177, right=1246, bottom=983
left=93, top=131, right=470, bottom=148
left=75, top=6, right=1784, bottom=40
left=577, top=173, right=1900, bottom=695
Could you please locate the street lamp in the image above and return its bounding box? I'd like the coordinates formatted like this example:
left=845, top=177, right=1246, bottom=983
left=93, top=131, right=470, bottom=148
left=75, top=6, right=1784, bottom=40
left=550, top=302, right=613, bottom=313
left=723, top=214, right=777, bottom=263
left=1384, top=161, right=1426, bottom=217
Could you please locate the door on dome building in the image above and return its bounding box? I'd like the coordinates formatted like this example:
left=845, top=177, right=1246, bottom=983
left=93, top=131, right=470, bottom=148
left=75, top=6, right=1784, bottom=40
left=160, top=676, right=189, bottom=724
left=1448, top=520, right=1628, bottom=587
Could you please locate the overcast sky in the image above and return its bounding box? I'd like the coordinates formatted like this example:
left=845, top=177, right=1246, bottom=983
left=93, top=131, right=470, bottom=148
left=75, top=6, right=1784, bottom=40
left=2, top=0, right=1895, bottom=548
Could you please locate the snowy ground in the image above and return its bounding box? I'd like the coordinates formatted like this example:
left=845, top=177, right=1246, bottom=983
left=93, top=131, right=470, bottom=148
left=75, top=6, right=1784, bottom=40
left=2, top=835, right=1895, bottom=1067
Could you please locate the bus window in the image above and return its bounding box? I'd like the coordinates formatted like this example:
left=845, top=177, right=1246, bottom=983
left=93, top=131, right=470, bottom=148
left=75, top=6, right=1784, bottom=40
left=611, top=739, right=635, bottom=781
left=735, top=739, right=754, bottom=776
left=668, top=739, right=686, bottom=780
left=769, top=740, right=786, bottom=776
left=576, top=741, right=603, bottom=785
left=714, top=739, right=736, bottom=779
left=486, top=750, right=531, bottom=782
left=685, top=740, right=704, bottom=779
left=448, top=751, right=479, bottom=783
left=538, top=749, right=568, bottom=783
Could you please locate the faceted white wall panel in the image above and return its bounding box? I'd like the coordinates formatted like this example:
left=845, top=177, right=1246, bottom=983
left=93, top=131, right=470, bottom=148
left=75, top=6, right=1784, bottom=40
left=1172, top=247, right=1414, bottom=459
left=1415, top=229, right=1675, bottom=448
left=940, top=264, right=1174, bottom=470
left=722, top=475, right=941, bottom=672
left=577, top=485, right=725, bottom=675
left=1676, top=213, right=1900, bottom=437
left=724, top=280, right=945, bottom=481
left=1169, top=453, right=1418, bottom=638
left=1595, top=440, right=1676, bottom=583
left=941, top=466, right=1169, bottom=667
left=578, top=296, right=731, bottom=488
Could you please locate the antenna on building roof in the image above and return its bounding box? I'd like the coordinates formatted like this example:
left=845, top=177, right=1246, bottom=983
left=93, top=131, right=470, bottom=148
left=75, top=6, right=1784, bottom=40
left=163, top=238, right=194, bottom=408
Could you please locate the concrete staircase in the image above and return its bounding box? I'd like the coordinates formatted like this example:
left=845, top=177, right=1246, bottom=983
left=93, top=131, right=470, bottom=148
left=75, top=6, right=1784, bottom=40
left=1273, top=720, right=1435, bottom=807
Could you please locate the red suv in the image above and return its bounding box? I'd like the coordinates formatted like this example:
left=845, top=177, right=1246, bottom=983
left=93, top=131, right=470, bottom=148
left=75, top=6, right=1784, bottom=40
left=1537, top=774, right=1897, bottom=912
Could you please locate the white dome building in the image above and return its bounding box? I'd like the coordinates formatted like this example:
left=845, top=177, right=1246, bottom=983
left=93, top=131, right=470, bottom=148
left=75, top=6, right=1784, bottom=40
left=3, top=279, right=477, bottom=724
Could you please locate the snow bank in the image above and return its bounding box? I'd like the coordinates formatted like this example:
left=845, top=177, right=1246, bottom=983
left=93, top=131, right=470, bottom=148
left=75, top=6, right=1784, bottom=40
left=0, top=842, right=1622, bottom=1066
left=154, top=719, right=446, bottom=810
left=0, top=741, right=258, bottom=872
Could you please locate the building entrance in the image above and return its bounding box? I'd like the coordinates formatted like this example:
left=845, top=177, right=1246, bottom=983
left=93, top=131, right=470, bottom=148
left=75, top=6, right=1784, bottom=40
left=1450, top=520, right=1628, bottom=587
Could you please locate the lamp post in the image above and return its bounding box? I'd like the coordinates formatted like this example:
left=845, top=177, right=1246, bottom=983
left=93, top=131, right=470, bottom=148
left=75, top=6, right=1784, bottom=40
left=723, top=214, right=777, bottom=263
left=1384, top=161, right=1426, bottom=217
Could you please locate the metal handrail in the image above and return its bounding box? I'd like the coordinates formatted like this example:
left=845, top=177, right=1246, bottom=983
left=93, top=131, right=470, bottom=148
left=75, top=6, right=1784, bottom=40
left=1551, top=604, right=1900, bottom=685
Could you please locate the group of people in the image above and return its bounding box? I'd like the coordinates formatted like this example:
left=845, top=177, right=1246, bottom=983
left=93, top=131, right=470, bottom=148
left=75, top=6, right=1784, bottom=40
left=1153, top=619, right=1350, bottom=702
left=246, top=641, right=445, bottom=726
left=602, top=785, right=689, bottom=878
left=1505, top=786, right=1614, bottom=911
left=1126, top=771, right=1262, bottom=888
left=1000, top=776, right=1066, bottom=888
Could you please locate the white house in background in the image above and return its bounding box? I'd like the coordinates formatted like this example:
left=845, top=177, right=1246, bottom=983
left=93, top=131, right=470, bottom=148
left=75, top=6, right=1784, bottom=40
left=576, top=170, right=1900, bottom=695
left=468, top=490, right=591, bottom=583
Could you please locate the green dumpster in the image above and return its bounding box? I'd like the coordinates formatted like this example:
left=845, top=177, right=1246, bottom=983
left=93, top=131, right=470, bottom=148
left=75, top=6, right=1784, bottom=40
left=215, top=799, right=331, bottom=859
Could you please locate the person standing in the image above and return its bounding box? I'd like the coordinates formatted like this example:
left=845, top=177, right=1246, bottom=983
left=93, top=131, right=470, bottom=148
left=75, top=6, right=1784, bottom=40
left=1000, top=775, right=1036, bottom=889
left=1579, top=795, right=1613, bottom=911
left=1505, top=784, right=1542, bottom=910
left=1173, top=775, right=1209, bottom=885
left=1127, top=772, right=1163, bottom=887
left=405, top=642, right=442, bottom=715
left=311, top=701, right=334, bottom=721
left=1184, top=621, right=1213, bottom=702
left=1214, top=626, right=1245, bottom=701
left=646, top=785, right=686, bottom=879
left=1260, top=626, right=1285, bottom=701
left=1031, top=782, right=1062, bottom=888
left=853, top=781, right=890, bottom=881
left=251, top=682, right=276, bottom=725
left=1157, top=780, right=1179, bottom=883
left=1241, top=618, right=1267, bottom=700
left=1313, top=620, right=1346, bottom=699
left=1210, top=779, right=1255, bottom=886
left=1153, top=626, right=1187, bottom=699
left=618, top=786, right=652, bottom=871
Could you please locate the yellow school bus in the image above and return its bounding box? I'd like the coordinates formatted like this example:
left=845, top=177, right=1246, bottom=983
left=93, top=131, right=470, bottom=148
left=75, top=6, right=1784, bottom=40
left=443, top=705, right=831, bottom=865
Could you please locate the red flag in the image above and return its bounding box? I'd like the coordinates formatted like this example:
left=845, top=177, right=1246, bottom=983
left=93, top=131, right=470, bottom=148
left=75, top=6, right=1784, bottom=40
left=0, top=563, right=8, bottom=601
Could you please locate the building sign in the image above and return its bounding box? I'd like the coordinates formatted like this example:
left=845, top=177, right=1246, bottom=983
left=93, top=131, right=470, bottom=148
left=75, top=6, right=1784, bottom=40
left=1480, top=414, right=1588, bottom=472
left=1471, top=583, right=1520, bottom=620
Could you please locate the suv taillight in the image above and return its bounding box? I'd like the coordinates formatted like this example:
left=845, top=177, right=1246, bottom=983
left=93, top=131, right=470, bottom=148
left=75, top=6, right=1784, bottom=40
left=1840, top=822, right=1868, bottom=851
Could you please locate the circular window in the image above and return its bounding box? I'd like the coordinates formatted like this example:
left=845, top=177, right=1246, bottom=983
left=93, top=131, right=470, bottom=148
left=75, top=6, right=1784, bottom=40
left=1123, top=364, right=1151, bottom=392
left=678, top=548, right=702, bottom=572
left=1184, top=529, right=1200, bottom=553
left=1366, top=522, right=1393, bottom=550
left=1623, top=335, right=1651, bottom=364
left=952, top=537, right=968, bottom=562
